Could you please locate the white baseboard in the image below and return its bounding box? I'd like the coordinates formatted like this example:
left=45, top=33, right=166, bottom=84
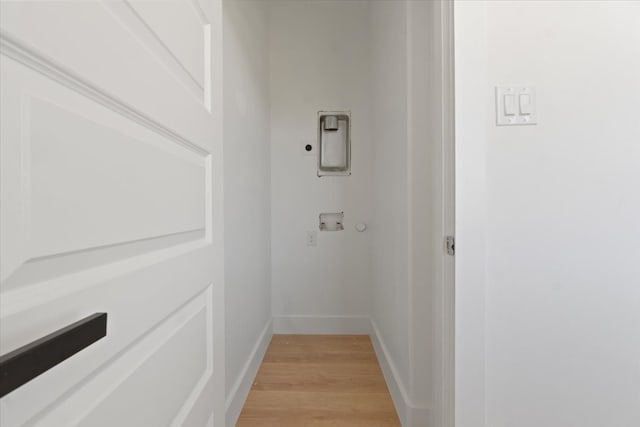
left=370, top=319, right=431, bottom=427
left=273, top=315, right=371, bottom=335
left=409, top=406, right=432, bottom=427
left=225, top=318, right=273, bottom=427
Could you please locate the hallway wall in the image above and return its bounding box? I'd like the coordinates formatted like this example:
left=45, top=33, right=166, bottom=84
left=269, top=0, right=373, bottom=333
left=222, top=0, right=271, bottom=416
left=369, top=0, right=410, bottom=411
left=369, top=2, right=450, bottom=425
left=456, top=2, right=640, bottom=426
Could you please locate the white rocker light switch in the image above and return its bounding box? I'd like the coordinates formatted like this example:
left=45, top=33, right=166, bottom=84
left=496, top=86, right=537, bottom=126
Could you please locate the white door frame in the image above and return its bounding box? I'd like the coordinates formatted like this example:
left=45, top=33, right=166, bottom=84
left=441, top=1, right=456, bottom=427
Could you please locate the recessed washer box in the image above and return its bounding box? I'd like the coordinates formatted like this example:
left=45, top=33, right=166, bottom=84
left=317, top=111, right=351, bottom=176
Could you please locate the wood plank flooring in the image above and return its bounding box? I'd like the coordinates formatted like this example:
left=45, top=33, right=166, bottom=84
left=237, top=335, right=401, bottom=427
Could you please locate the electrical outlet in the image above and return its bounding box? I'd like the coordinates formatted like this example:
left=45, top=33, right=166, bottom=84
left=306, top=230, right=317, bottom=247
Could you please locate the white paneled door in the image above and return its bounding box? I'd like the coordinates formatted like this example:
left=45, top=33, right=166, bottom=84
left=0, top=0, right=224, bottom=426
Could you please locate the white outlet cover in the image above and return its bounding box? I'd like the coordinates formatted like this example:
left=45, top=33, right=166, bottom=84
left=306, top=230, right=317, bottom=247
left=496, top=86, right=537, bottom=126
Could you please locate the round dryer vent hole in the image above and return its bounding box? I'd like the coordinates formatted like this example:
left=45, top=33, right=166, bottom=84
left=302, top=141, right=316, bottom=156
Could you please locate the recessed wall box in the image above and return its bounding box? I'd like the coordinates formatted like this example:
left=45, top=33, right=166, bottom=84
left=319, top=212, right=344, bottom=231
left=318, top=111, right=351, bottom=176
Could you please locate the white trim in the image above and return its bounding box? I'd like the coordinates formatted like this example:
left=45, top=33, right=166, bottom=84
left=273, top=315, right=371, bottom=335
left=370, top=319, right=432, bottom=427
left=0, top=31, right=209, bottom=157
left=224, top=318, right=273, bottom=427
left=370, top=319, right=410, bottom=425
left=410, top=406, right=432, bottom=427
left=441, top=1, right=456, bottom=427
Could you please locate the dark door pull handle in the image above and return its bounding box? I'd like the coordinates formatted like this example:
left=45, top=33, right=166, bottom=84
left=0, top=313, right=107, bottom=398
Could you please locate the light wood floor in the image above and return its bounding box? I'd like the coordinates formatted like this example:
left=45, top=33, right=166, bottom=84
left=237, top=335, right=401, bottom=427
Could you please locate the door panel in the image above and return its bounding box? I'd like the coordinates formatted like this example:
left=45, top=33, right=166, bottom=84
left=2, top=249, right=213, bottom=427
left=0, top=0, right=214, bottom=141
left=126, top=0, right=207, bottom=89
left=0, top=1, right=223, bottom=426
left=28, top=287, right=213, bottom=427
left=1, top=62, right=207, bottom=271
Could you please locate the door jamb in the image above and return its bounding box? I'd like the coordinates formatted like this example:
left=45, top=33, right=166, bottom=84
left=441, top=1, right=456, bottom=427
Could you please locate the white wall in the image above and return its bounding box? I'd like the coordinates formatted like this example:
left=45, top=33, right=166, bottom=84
left=222, top=0, right=271, bottom=416
left=454, top=2, right=488, bottom=426
left=370, top=2, right=451, bottom=425
left=456, top=2, right=640, bottom=426
left=370, top=0, right=410, bottom=407
left=269, top=0, right=373, bottom=333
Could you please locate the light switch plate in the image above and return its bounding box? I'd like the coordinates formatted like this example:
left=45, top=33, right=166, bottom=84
left=496, top=86, right=537, bottom=126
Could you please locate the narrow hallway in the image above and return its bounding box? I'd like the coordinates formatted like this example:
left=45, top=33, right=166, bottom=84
left=223, top=1, right=447, bottom=423
left=237, top=335, right=400, bottom=426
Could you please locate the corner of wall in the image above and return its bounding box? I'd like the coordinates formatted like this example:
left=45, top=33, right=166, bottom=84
left=273, top=315, right=371, bottom=335
left=370, top=319, right=432, bottom=427
left=225, top=318, right=273, bottom=427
